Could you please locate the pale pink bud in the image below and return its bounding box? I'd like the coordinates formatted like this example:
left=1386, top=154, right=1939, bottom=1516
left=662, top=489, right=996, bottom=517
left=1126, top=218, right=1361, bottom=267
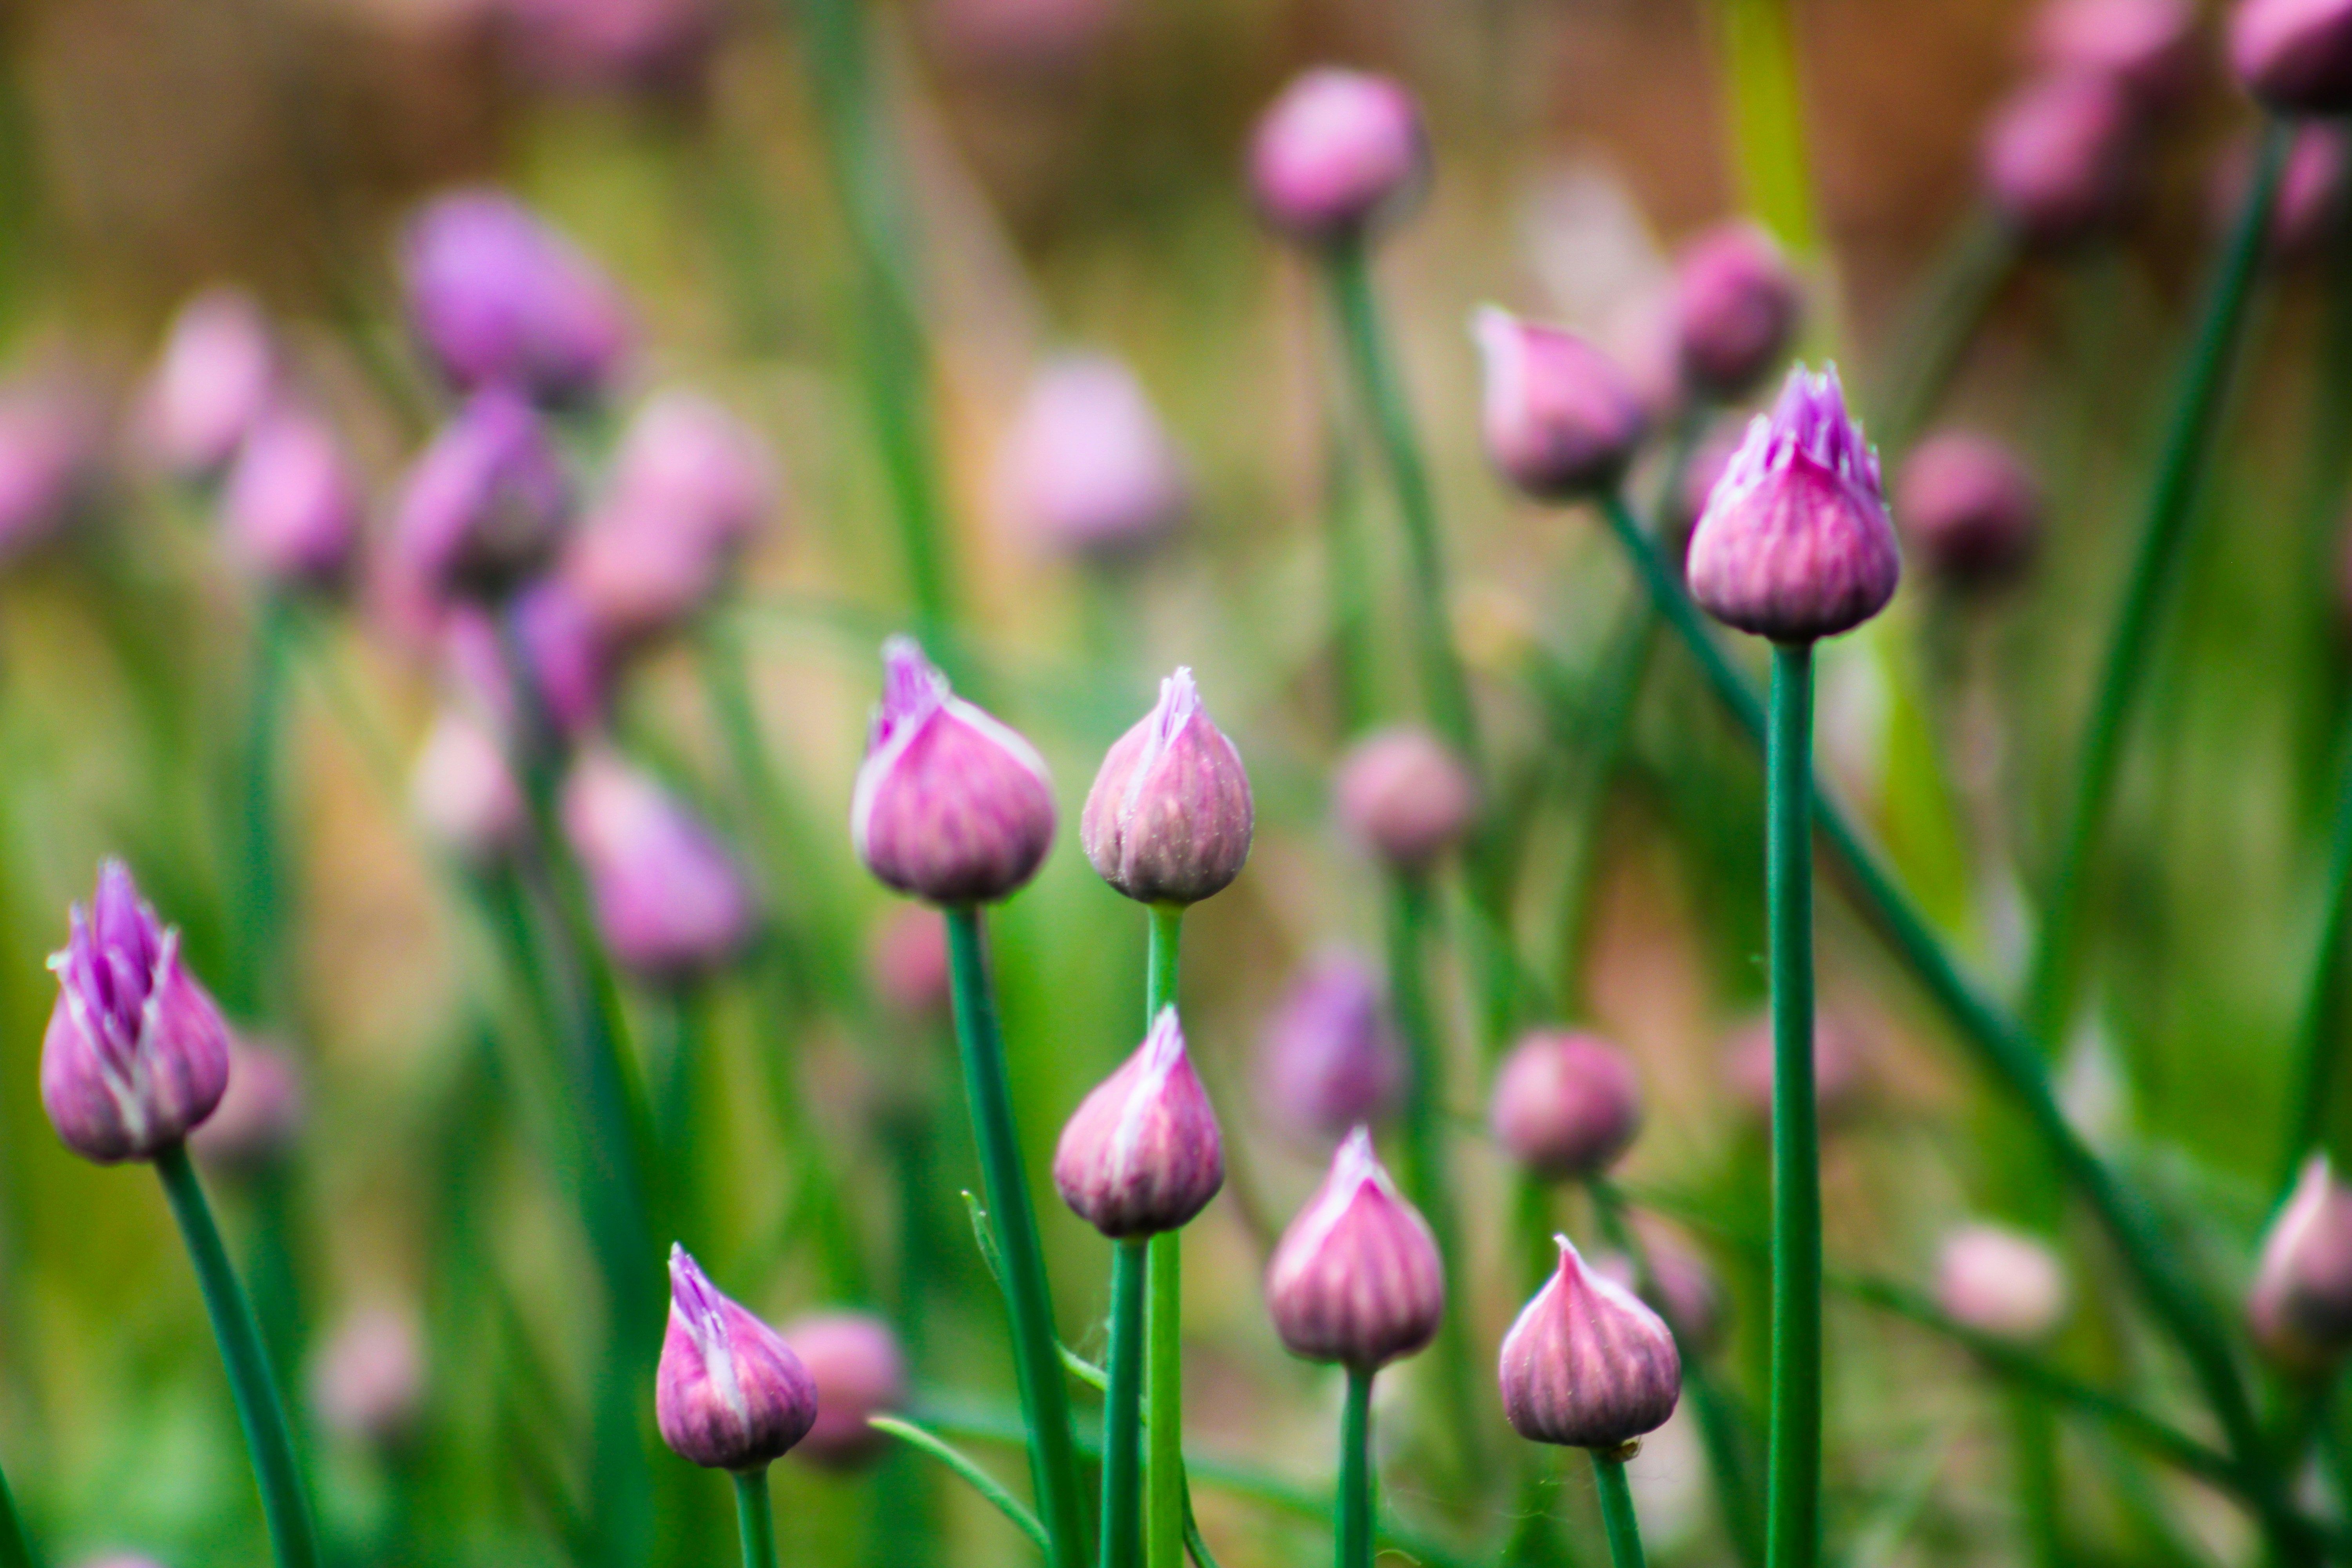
left=221, top=404, right=362, bottom=592
left=190, top=1036, right=307, bottom=1177
left=142, top=289, right=276, bottom=479
left=1935, top=1224, right=2069, bottom=1343
left=1894, top=430, right=2042, bottom=589
left=2233, top=0, right=2352, bottom=113
left=1258, top=951, right=1406, bottom=1143
left=995, top=355, right=1190, bottom=562
left=1610, top=1229, right=1727, bottom=1357
left=657, top=1245, right=818, bottom=1470
left=562, top=748, right=757, bottom=982
left=1332, top=726, right=1480, bottom=871
left=1980, top=73, right=2145, bottom=245
left=781, top=1312, right=909, bottom=1470
left=1081, top=668, right=1252, bottom=905
left=494, top=0, right=717, bottom=93
left=1489, top=1029, right=1642, bottom=1181
left=1054, top=1007, right=1225, bottom=1237
left=1265, top=1127, right=1445, bottom=1371
left=0, top=376, right=101, bottom=563
left=1249, top=69, right=1428, bottom=245
left=410, top=708, right=527, bottom=866
left=2031, top=0, right=2200, bottom=108
left=1500, top=1236, right=1681, bottom=1450
left=311, top=1303, right=426, bottom=1448
left=1472, top=308, right=1648, bottom=500
left=2249, top=1154, right=2352, bottom=1370
left=869, top=907, right=951, bottom=1018
left=1671, top=223, right=1802, bottom=399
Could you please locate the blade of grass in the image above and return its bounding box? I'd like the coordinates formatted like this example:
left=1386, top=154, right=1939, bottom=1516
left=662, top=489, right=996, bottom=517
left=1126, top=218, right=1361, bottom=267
left=870, top=1417, right=1050, bottom=1553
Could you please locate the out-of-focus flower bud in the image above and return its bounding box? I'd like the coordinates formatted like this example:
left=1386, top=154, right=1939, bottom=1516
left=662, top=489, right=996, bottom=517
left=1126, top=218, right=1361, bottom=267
left=781, top=1312, right=908, bottom=1470
left=1724, top=1013, right=1864, bottom=1127
left=1082, top=668, right=1252, bottom=905
left=495, top=0, right=716, bottom=93
left=1333, top=726, right=1480, bottom=872
left=42, top=861, right=230, bottom=1165
left=928, top=0, right=1119, bottom=77
left=658, top=1244, right=818, bottom=1470
left=0, top=377, right=100, bottom=564
left=1935, top=1223, right=2069, bottom=1343
left=2250, top=1154, right=2352, bottom=1370
left=1687, top=365, right=1899, bottom=643
left=869, top=907, right=951, bottom=1019
left=190, top=1036, right=306, bottom=1177
left=412, top=708, right=527, bottom=866
left=142, top=289, right=276, bottom=479
left=562, top=748, right=756, bottom=982
left=2214, top=122, right=2351, bottom=261
left=401, top=190, right=632, bottom=404
left=1981, top=73, right=2145, bottom=245
left=389, top=389, right=572, bottom=602
left=438, top=590, right=609, bottom=750
left=852, top=638, right=1057, bottom=906
left=1054, top=1007, right=1224, bottom=1237
left=1601, top=1229, right=1728, bottom=1357
left=1472, top=308, right=1648, bottom=500
left=1894, top=430, right=2042, bottom=590
left=222, top=404, right=362, bottom=592
left=1265, top=1127, right=1445, bottom=1371
left=995, top=354, right=1190, bottom=563
left=1249, top=69, right=1428, bottom=246
left=2233, top=0, right=2352, bottom=113
left=1259, top=951, right=1405, bottom=1143
left=1489, top=1029, right=1642, bottom=1181
left=1671, top=223, right=1802, bottom=400
left=1500, top=1235, right=1681, bottom=1451
left=311, top=1303, right=426, bottom=1448
left=2031, top=0, right=2200, bottom=108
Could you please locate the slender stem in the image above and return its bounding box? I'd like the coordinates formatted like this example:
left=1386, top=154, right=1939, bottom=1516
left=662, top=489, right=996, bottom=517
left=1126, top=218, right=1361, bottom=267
left=232, top=590, right=294, bottom=1020
left=0, top=1454, right=35, bottom=1568
left=942, top=906, right=1089, bottom=1568
left=154, top=1143, right=320, bottom=1568
left=733, top=1468, right=778, bottom=1568
left=1144, top=903, right=1188, bottom=1568
left=1102, top=1238, right=1150, bottom=1568
left=1336, top=1366, right=1374, bottom=1568
left=1765, top=642, right=1819, bottom=1568
left=871, top=1417, right=1051, bottom=1552
left=2010, top=1394, right=2063, bottom=1568
left=2020, top=116, right=2290, bottom=1049
left=1591, top=1450, right=1648, bottom=1568
left=1322, top=414, right=1376, bottom=738
left=2281, top=695, right=2352, bottom=1194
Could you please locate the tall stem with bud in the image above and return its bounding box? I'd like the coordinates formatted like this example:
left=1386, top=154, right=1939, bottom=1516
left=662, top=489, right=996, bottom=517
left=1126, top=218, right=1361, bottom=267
left=1145, top=903, right=1188, bottom=1568
left=733, top=1471, right=777, bottom=1568
left=1764, top=641, right=1819, bottom=1568
left=1336, top=1366, right=1374, bottom=1568
left=1592, top=1449, right=1649, bottom=1568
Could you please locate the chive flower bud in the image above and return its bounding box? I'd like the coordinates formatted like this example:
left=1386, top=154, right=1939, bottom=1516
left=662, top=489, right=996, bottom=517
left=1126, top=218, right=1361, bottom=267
left=563, top=748, right=757, bottom=983
left=995, top=354, right=1191, bottom=563
left=141, top=289, right=276, bottom=479
left=1894, top=430, right=2042, bottom=590
left=1935, top=1223, right=2069, bottom=1344
left=2215, top=122, right=2351, bottom=261
left=390, top=389, right=572, bottom=602
left=440, top=589, right=610, bottom=746
left=222, top=404, right=362, bottom=592
left=1499, top=1236, right=1681, bottom=1451
left=0, top=376, right=100, bottom=564
left=2233, top=0, right=2352, bottom=113
left=1980, top=73, right=2144, bottom=245
left=1082, top=667, right=1252, bottom=905
left=781, top=1312, right=909, bottom=1470
left=1054, top=1006, right=1225, bottom=1238
left=869, top=907, right=951, bottom=1019
left=1259, top=951, right=1406, bottom=1144
left=1265, top=1127, right=1445, bottom=1371
left=190, top=1035, right=307, bottom=1178
left=1333, top=726, right=1480, bottom=871
left=657, top=1244, right=819, bottom=1470
left=41, top=860, right=230, bottom=1165
left=1686, top=365, right=1900, bottom=643
left=311, top=1303, right=425, bottom=1449
left=2031, top=0, right=2199, bottom=108
left=1471, top=307, right=1648, bottom=500
left=1670, top=222, right=1802, bottom=399
left=1489, top=1029, right=1642, bottom=1182
left=401, top=189, right=632, bottom=404
left=852, top=637, right=1057, bottom=905
left=1249, top=69, right=1428, bottom=246
left=410, top=707, right=526, bottom=866
left=2249, top=1154, right=2352, bottom=1370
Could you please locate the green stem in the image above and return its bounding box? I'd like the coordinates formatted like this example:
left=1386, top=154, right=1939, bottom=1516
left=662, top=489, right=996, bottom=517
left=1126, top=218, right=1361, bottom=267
left=154, top=1143, right=320, bottom=1568
left=2020, top=116, right=2289, bottom=1049
left=871, top=1416, right=1051, bottom=1552
left=733, top=1468, right=777, bottom=1568
left=1336, top=1366, right=1374, bottom=1568
left=1144, top=902, right=1187, bottom=1568
left=2281, top=695, right=2352, bottom=1194
left=1591, top=1450, right=1648, bottom=1568
left=1765, top=642, right=1819, bottom=1568
left=1713, top=0, right=1819, bottom=254
left=942, top=906, right=1089, bottom=1568
left=232, top=590, right=294, bottom=1020
left=2010, top=1394, right=2063, bottom=1568
left=0, top=1455, right=35, bottom=1568
left=1102, top=1238, right=1150, bottom=1568
left=1322, top=414, right=1376, bottom=738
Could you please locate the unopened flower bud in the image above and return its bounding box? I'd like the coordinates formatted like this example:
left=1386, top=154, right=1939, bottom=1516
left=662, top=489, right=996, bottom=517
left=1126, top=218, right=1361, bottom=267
left=1265, top=1127, right=1444, bottom=1371
left=42, top=861, right=230, bottom=1164
left=1686, top=365, right=1899, bottom=643
left=1490, top=1029, right=1642, bottom=1181
left=1894, top=430, right=2042, bottom=589
left=563, top=748, right=757, bottom=982
left=1981, top=73, right=2145, bottom=245
left=1249, top=69, right=1428, bottom=245
left=190, top=1036, right=306, bottom=1177
left=1500, top=1235, right=1681, bottom=1450
left=2214, top=122, right=2351, bottom=261
left=311, top=1303, right=425, bottom=1448
left=1472, top=308, right=1648, bottom=499
left=1724, top=1013, right=1865, bottom=1126
left=222, top=404, right=362, bottom=592
left=496, top=0, right=718, bottom=94
left=658, top=1245, right=819, bottom=1470
left=1082, top=668, right=1252, bottom=905
left=2250, top=1154, right=2352, bottom=1370
left=0, top=377, right=100, bottom=563
left=1055, top=1007, right=1225, bottom=1237
left=870, top=907, right=951, bottom=1018
left=401, top=190, right=632, bottom=404
left=1333, top=726, right=1479, bottom=871
left=2234, top=0, right=2352, bottom=113
left=1259, top=951, right=1405, bottom=1143
left=2031, top=0, right=2199, bottom=108
left=1935, top=1223, right=2069, bottom=1344
left=782, top=1312, right=909, bottom=1470
left=390, top=389, right=572, bottom=602
left=439, top=588, right=610, bottom=747
left=411, top=708, right=526, bottom=866
left=1671, top=223, right=1802, bottom=399
left=852, top=637, right=1057, bottom=905
left=995, top=354, right=1190, bottom=562
left=142, top=289, right=276, bottom=479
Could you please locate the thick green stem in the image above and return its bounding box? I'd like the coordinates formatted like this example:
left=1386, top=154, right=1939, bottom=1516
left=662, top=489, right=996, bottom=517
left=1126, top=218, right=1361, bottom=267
left=942, top=906, right=1089, bottom=1568
left=2020, top=116, right=2289, bottom=1049
left=1102, top=1238, right=1150, bottom=1568
left=154, top=1143, right=320, bottom=1568
left=1144, top=903, right=1187, bottom=1568
left=1765, top=642, right=1819, bottom=1568
left=2281, top=696, right=2352, bottom=1194
left=734, top=1468, right=777, bottom=1568
left=1592, top=1450, right=1648, bottom=1568
left=1336, top=1366, right=1374, bottom=1568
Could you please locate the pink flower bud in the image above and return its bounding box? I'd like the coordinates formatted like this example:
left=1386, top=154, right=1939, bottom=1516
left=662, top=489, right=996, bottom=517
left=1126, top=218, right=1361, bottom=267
left=190, top=1036, right=306, bottom=1177
left=141, top=289, right=276, bottom=479
left=1489, top=1029, right=1642, bottom=1181
left=1082, top=668, right=1252, bottom=905
left=1472, top=308, right=1648, bottom=500
left=1609, top=1229, right=1727, bottom=1357
left=2031, top=0, right=2200, bottom=108
left=658, top=1245, right=819, bottom=1470
left=401, top=190, right=632, bottom=404
left=494, top=0, right=717, bottom=93
left=2214, top=122, right=2350, bottom=262
left=1258, top=951, right=1406, bottom=1144
left=411, top=708, right=526, bottom=866
left=1054, top=1007, right=1225, bottom=1237
left=1935, top=1223, right=2069, bottom=1343
left=563, top=748, right=757, bottom=982
left=222, top=404, right=362, bottom=592
left=1500, top=1236, right=1681, bottom=1450
left=311, top=1303, right=425, bottom=1448
left=390, top=389, right=572, bottom=602
left=1248, top=69, right=1428, bottom=246
left=2233, top=0, right=2352, bottom=112
left=870, top=907, right=951, bottom=1018
left=1671, top=223, right=1802, bottom=399
left=1265, top=1127, right=1444, bottom=1371
left=852, top=638, right=1057, bottom=906
left=439, top=588, right=610, bottom=747
left=0, top=377, right=100, bottom=564
left=2249, top=1154, right=2352, bottom=1370
left=41, top=861, right=231, bottom=1165
left=1332, top=726, right=1480, bottom=871
left=781, top=1312, right=909, bottom=1470
left=1894, top=430, right=2042, bottom=589
left=1686, top=365, right=1900, bottom=643
left=1980, top=73, right=2145, bottom=245
left=1724, top=1013, right=1865, bottom=1127
left=995, top=355, right=1190, bottom=562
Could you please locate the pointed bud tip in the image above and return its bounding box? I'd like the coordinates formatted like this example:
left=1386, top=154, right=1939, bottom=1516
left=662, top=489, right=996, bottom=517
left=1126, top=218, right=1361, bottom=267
left=1082, top=668, right=1252, bottom=905
left=1054, top=1005, right=1225, bottom=1237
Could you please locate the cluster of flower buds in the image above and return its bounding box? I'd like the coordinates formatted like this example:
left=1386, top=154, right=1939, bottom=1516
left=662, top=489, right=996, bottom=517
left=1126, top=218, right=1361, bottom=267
left=1265, top=1128, right=1445, bottom=1371
left=2233, top=0, right=2352, bottom=113
left=995, top=354, right=1191, bottom=564
left=2249, top=1154, right=2352, bottom=1370
left=1472, top=307, right=1648, bottom=501
left=1055, top=1007, right=1225, bottom=1236
left=1895, top=430, right=2043, bottom=590
left=1082, top=667, right=1252, bottom=905
left=1258, top=951, right=1405, bottom=1145
left=1935, top=1223, right=2069, bottom=1344
left=1249, top=69, right=1429, bottom=247
left=401, top=190, right=632, bottom=406
left=1499, top=1236, right=1681, bottom=1452
left=1489, top=1029, right=1642, bottom=1182
left=780, top=1312, right=908, bottom=1470
left=561, top=747, right=757, bottom=984
left=657, top=1245, right=820, bottom=1471
left=1333, top=726, right=1480, bottom=872
left=1670, top=223, right=1803, bottom=403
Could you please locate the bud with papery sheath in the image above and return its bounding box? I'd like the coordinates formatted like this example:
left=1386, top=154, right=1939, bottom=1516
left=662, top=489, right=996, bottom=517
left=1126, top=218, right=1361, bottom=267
left=1489, top=1029, right=1642, bottom=1182
left=390, top=389, right=572, bottom=602
left=142, top=289, right=276, bottom=479
left=1980, top=73, right=2144, bottom=244
left=563, top=748, right=757, bottom=983
left=1259, top=951, right=1405, bottom=1144
left=1082, top=667, right=1252, bottom=905
left=1686, top=365, right=1900, bottom=643
left=1671, top=222, right=1801, bottom=399
left=2032, top=0, right=2199, bottom=107
left=1472, top=308, right=1648, bottom=499
left=1500, top=1235, right=1681, bottom=1450
left=222, top=404, right=362, bottom=592
left=1249, top=68, right=1428, bottom=245
left=41, top=861, right=231, bottom=1164
left=1333, top=726, right=1480, bottom=871
left=1265, top=1127, right=1444, bottom=1371
left=2250, top=1154, right=2352, bottom=1369
left=853, top=637, right=1057, bottom=905
left=191, top=1035, right=307, bottom=1177
left=996, top=354, right=1191, bottom=563
left=1895, top=430, right=2042, bottom=589
left=2233, top=0, right=2352, bottom=112
left=401, top=189, right=632, bottom=404
left=1936, top=1223, right=2069, bottom=1344
left=782, top=1312, right=908, bottom=1470
left=1055, top=1007, right=1225, bottom=1237
left=658, top=1245, right=819, bottom=1470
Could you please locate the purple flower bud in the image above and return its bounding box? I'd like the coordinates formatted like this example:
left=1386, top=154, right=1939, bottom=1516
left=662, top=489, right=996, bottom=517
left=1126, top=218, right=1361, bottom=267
left=411, top=708, right=527, bottom=866
left=2031, top=0, right=2200, bottom=108
left=1265, top=1127, right=1445, bottom=1371
left=2233, top=0, right=2352, bottom=112
left=1607, top=1229, right=1727, bottom=1357
left=1489, top=1029, right=1642, bottom=1181
left=440, top=588, right=609, bottom=746
left=1054, top=1007, right=1225, bottom=1237
left=1333, top=726, right=1480, bottom=871
left=311, top=1303, right=425, bottom=1448
left=994, top=354, right=1189, bottom=563
left=1258, top=952, right=1406, bottom=1145
left=1671, top=223, right=1802, bottom=399
left=41, top=861, right=231, bottom=1165
left=1082, top=668, right=1252, bottom=905
left=658, top=1244, right=819, bottom=1470
left=141, top=289, right=276, bottom=479
left=495, top=0, right=717, bottom=93
left=1248, top=69, right=1428, bottom=246
left=1686, top=365, right=1900, bottom=643
left=1499, top=1236, right=1681, bottom=1451
left=1723, top=1013, right=1865, bottom=1127
left=1472, top=308, right=1648, bottom=500
left=852, top=638, right=1057, bottom=905
left=390, top=389, right=572, bottom=602
left=2249, top=1154, right=2352, bottom=1369
left=563, top=748, right=757, bottom=982
left=0, top=377, right=101, bottom=564
left=190, top=1035, right=307, bottom=1177
left=869, top=907, right=951, bottom=1018
left=1894, top=430, right=2042, bottom=589
left=781, top=1312, right=909, bottom=1470
left=2215, top=122, right=2351, bottom=261
left=402, top=190, right=632, bottom=403
left=222, top=404, right=362, bottom=592
left=1935, top=1223, right=2069, bottom=1343
left=1980, top=73, right=2145, bottom=245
